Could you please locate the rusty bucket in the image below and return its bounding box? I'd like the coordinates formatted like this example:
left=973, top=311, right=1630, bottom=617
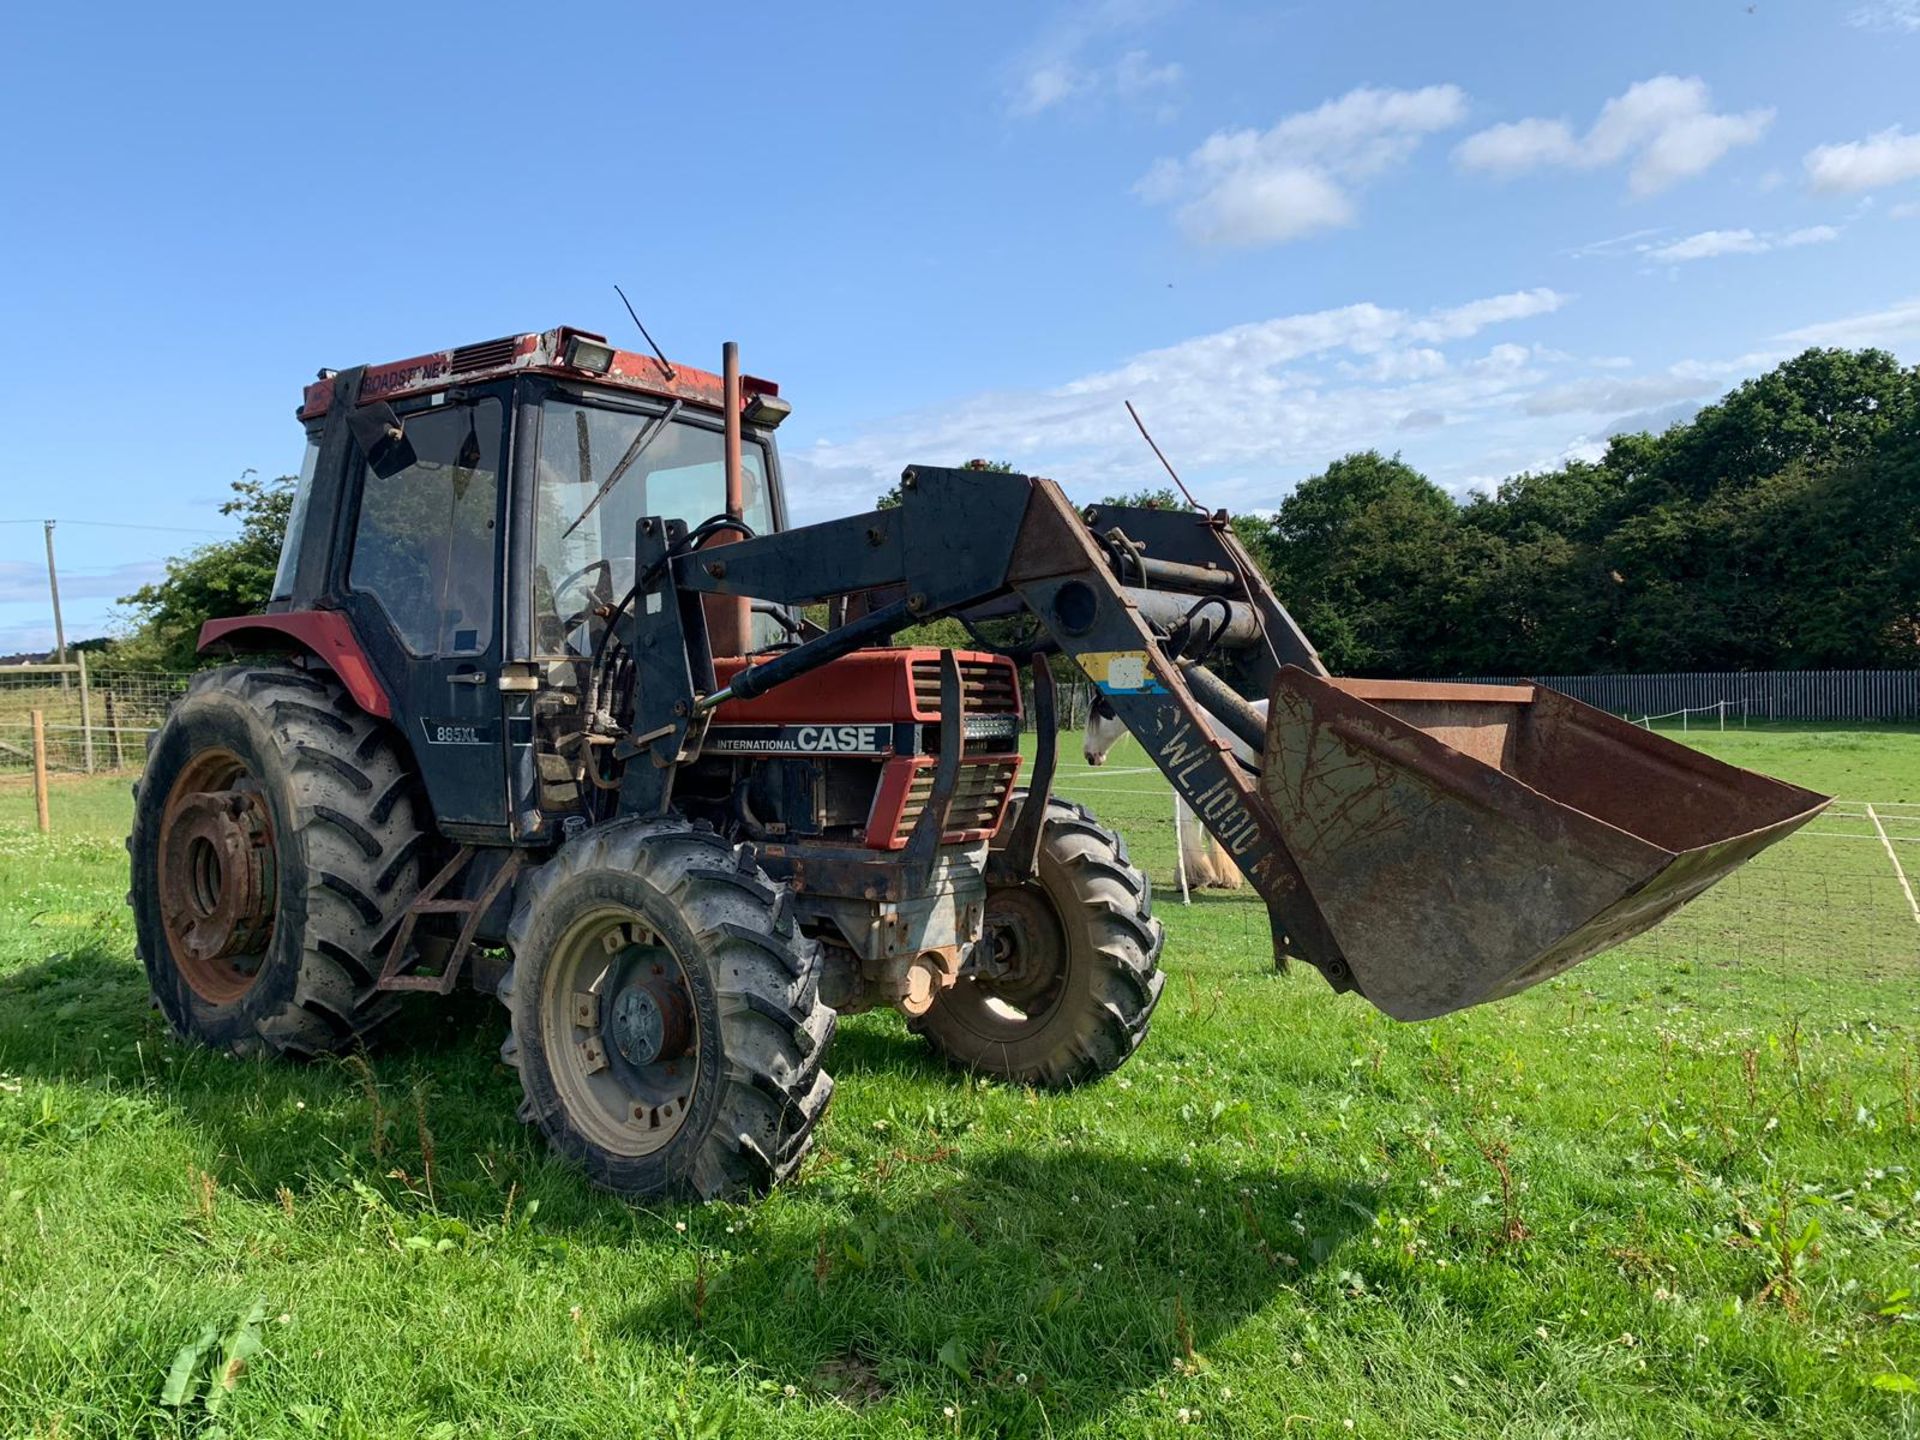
left=1259, top=671, right=1829, bottom=1021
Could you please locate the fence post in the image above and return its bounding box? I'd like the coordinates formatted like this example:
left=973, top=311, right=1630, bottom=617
left=31, top=708, right=50, bottom=833
left=1718, top=698, right=1724, bottom=732
left=104, top=685, right=126, bottom=770
left=1173, top=791, right=1191, bottom=906
left=77, top=651, right=96, bottom=773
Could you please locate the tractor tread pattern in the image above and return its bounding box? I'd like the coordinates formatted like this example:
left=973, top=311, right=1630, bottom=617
left=916, top=791, right=1165, bottom=1088
left=132, top=664, right=425, bottom=1058
left=499, top=817, right=835, bottom=1201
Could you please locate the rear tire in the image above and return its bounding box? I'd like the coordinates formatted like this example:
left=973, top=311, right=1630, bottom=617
left=129, top=664, right=427, bottom=1058
left=912, top=794, right=1165, bottom=1086
left=499, top=819, right=835, bottom=1200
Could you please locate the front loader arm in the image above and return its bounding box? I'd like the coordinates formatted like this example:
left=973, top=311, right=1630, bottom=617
left=662, top=463, right=1825, bottom=1021
left=669, top=465, right=1356, bottom=990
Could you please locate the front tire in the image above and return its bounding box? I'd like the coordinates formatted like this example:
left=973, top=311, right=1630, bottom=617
left=499, top=819, right=835, bottom=1200
left=129, top=664, right=427, bottom=1058
left=912, top=794, right=1165, bottom=1086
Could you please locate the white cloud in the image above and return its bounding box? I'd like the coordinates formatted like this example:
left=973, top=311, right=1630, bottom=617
left=1645, top=229, right=1767, bottom=262
left=0, top=560, right=162, bottom=605
left=1893, top=200, right=1920, bottom=219
left=1850, top=2, right=1920, bottom=33
left=785, top=286, right=1566, bottom=517
left=1522, top=373, right=1715, bottom=417
left=1781, top=224, right=1842, bottom=246
left=1453, top=117, right=1580, bottom=175
left=1455, top=75, right=1772, bottom=196
left=1138, top=84, right=1467, bottom=246
left=1566, top=226, right=1669, bottom=259
left=785, top=289, right=1920, bottom=522
left=1003, top=0, right=1183, bottom=118
left=1776, top=297, right=1920, bottom=349
left=1641, top=223, right=1841, bottom=263
left=1804, top=127, right=1920, bottom=193
left=1011, top=64, right=1086, bottom=118
left=1113, top=49, right=1183, bottom=98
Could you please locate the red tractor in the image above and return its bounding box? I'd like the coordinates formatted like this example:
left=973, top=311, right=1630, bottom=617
left=128, top=326, right=1826, bottom=1199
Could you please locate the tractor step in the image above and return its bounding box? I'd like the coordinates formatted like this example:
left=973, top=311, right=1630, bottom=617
left=376, top=847, right=525, bottom=995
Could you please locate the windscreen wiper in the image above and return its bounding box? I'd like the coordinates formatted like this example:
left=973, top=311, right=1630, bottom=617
left=562, top=400, right=682, bottom=539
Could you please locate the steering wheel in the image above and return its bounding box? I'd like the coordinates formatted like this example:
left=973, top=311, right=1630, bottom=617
left=550, top=558, right=614, bottom=639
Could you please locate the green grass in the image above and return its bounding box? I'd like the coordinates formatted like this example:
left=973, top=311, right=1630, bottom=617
left=1, top=727, right=1917, bottom=1438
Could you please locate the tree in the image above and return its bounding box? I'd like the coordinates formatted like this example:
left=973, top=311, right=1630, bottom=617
left=115, top=472, right=293, bottom=670
left=1258, top=451, right=1467, bottom=674
left=1099, top=486, right=1187, bottom=509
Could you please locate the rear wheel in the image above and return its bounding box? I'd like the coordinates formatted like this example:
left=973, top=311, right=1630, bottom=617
left=912, top=794, right=1165, bottom=1086
left=129, top=665, right=426, bottom=1057
left=499, top=819, right=835, bottom=1199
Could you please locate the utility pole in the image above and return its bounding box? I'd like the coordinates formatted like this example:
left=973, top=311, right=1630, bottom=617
left=42, top=520, right=67, bottom=663
left=44, top=520, right=68, bottom=689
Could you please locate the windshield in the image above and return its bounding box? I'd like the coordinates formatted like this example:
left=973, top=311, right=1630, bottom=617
left=270, top=435, right=322, bottom=601
left=534, top=396, right=776, bottom=657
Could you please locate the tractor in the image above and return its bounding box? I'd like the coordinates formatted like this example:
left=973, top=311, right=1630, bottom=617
left=128, top=326, right=1828, bottom=1199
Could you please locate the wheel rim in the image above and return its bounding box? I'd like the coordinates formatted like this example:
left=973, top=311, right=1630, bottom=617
left=157, top=747, right=278, bottom=1005
left=946, top=882, right=1072, bottom=1038
left=541, top=906, right=701, bottom=1158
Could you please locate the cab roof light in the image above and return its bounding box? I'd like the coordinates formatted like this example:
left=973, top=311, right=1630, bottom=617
left=743, top=391, right=792, bottom=429
left=565, top=334, right=616, bottom=374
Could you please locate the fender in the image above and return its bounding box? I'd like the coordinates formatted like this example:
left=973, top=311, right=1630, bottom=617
left=197, top=612, right=392, bottom=719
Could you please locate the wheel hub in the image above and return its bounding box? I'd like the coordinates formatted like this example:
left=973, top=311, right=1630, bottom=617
left=976, top=886, right=1065, bottom=1011
left=157, top=755, right=277, bottom=1003
left=544, top=913, right=702, bottom=1159
left=609, top=977, right=691, bottom=1066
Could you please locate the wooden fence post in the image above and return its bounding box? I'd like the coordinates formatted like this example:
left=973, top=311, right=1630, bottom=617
left=104, top=685, right=127, bottom=770
left=31, top=708, right=50, bottom=833
left=77, top=651, right=96, bottom=773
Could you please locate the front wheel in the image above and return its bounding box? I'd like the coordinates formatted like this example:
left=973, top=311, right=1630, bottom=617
left=912, top=794, right=1165, bottom=1086
left=499, top=819, right=835, bottom=1200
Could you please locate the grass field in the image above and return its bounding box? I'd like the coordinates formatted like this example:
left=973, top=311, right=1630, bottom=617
left=1, top=725, right=1917, bottom=1437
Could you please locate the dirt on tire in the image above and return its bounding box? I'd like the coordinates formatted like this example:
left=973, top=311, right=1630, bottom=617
left=498, top=818, right=835, bottom=1200
left=129, top=664, right=427, bottom=1057
left=912, top=793, right=1165, bottom=1087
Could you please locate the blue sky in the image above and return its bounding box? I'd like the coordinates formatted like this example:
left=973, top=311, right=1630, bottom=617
left=3, top=0, right=1919, bottom=652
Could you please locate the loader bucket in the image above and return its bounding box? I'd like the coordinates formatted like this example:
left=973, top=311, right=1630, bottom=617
left=1259, top=671, right=1829, bottom=1021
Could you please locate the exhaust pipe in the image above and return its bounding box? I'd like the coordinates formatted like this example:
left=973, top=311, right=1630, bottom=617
left=706, top=341, right=753, bottom=657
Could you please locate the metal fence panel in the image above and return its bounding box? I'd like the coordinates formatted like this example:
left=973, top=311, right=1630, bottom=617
left=1444, top=669, right=1920, bottom=722
left=0, top=662, right=190, bottom=775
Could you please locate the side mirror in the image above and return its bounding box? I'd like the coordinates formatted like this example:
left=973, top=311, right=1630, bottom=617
left=348, top=400, right=417, bottom=479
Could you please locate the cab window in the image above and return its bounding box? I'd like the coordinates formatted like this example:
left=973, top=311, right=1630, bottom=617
left=533, top=397, right=776, bottom=658
left=350, top=399, right=502, bottom=655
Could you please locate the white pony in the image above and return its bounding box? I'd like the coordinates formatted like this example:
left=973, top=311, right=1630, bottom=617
left=1080, top=692, right=1268, bottom=891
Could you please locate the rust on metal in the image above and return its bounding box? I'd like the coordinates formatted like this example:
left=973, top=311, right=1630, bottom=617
left=377, top=847, right=527, bottom=995
left=297, top=326, right=780, bottom=423
left=157, top=748, right=278, bottom=1004
left=703, top=339, right=752, bottom=657
left=1258, top=667, right=1829, bottom=1021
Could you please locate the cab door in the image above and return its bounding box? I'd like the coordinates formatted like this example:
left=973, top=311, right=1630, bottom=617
left=340, top=388, right=511, bottom=833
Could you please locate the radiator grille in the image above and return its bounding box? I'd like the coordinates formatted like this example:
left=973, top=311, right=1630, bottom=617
left=894, top=758, right=1019, bottom=841
left=908, top=658, right=1019, bottom=716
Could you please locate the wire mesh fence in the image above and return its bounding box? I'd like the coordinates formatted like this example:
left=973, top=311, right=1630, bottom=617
left=0, top=662, right=189, bottom=776
left=1052, top=732, right=1920, bottom=1029
left=2, top=662, right=1915, bottom=1030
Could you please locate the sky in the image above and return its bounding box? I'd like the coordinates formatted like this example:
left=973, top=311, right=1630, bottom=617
left=2, top=0, right=1919, bottom=653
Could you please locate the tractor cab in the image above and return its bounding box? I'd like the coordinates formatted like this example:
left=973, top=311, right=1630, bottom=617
left=212, top=327, right=798, bottom=843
